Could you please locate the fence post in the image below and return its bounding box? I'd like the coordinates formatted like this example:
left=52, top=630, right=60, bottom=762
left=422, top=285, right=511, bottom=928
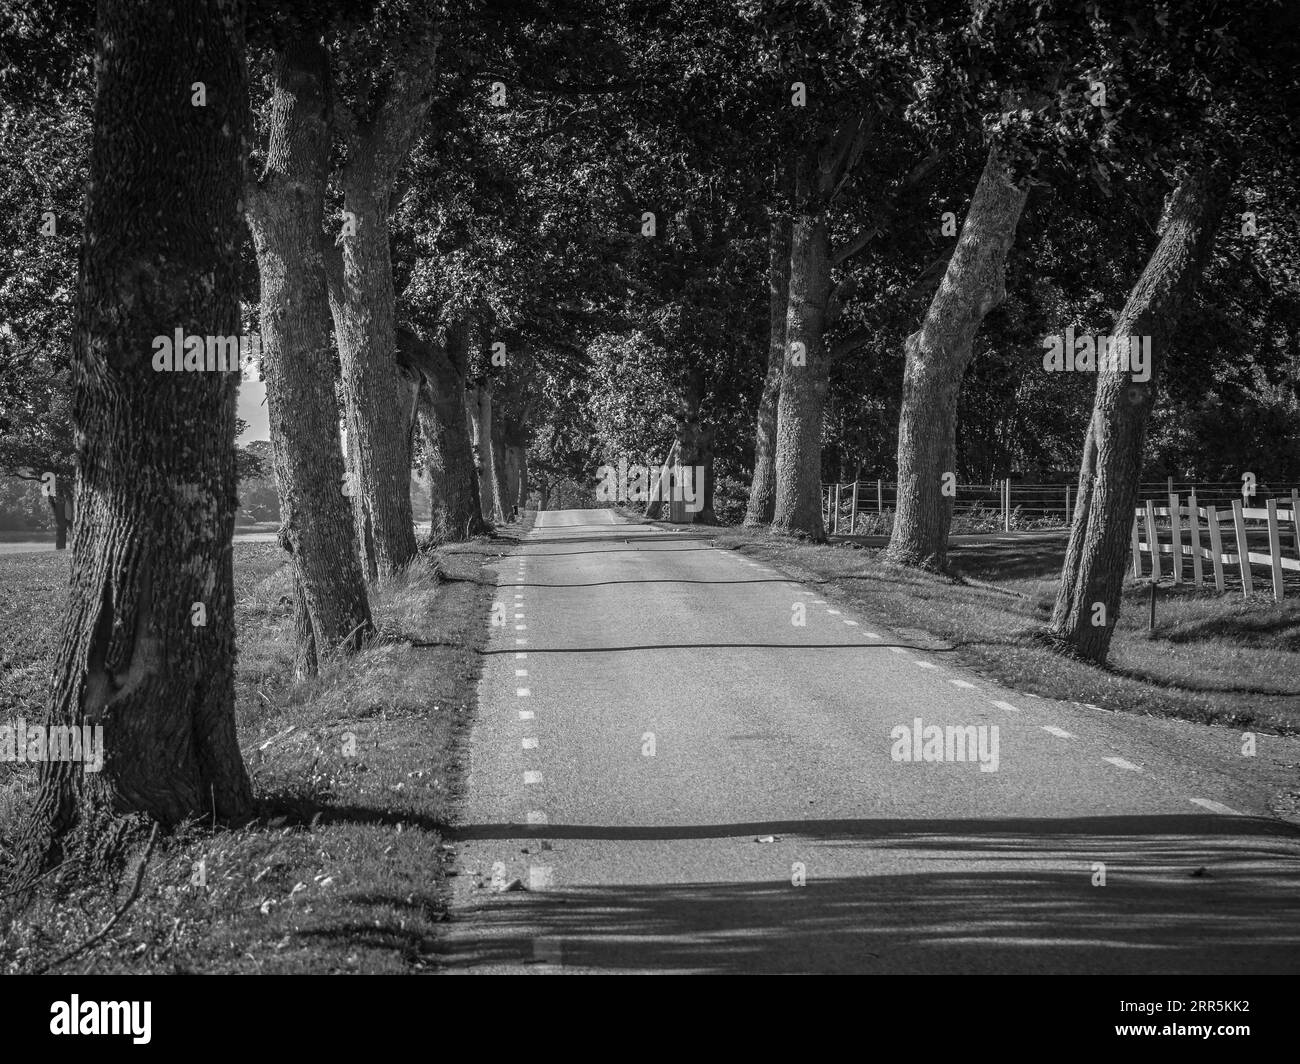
left=1166, top=475, right=1173, bottom=496
left=1267, top=497, right=1284, bottom=602
left=1232, top=497, right=1253, bottom=596
left=1065, top=483, right=1071, bottom=526
left=849, top=480, right=859, bottom=535
left=1003, top=478, right=1010, bottom=532
left=1131, top=511, right=1141, bottom=578
left=1189, top=490, right=1203, bottom=585
left=1291, top=488, right=1300, bottom=557
left=1168, top=491, right=1182, bottom=584
left=1207, top=504, right=1226, bottom=592
left=1145, top=500, right=1161, bottom=581
left=877, top=478, right=883, bottom=514
left=832, top=483, right=840, bottom=534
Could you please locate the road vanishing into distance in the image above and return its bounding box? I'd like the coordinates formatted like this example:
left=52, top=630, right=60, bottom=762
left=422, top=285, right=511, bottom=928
left=439, top=509, right=1300, bottom=973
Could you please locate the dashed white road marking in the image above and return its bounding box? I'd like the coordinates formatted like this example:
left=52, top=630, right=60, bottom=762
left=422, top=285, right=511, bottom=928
left=1041, top=725, right=1074, bottom=739
left=519, top=710, right=534, bottom=720
left=515, top=669, right=528, bottom=677
left=827, top=610, right=841, bottom=615
left=515, top=638, right=528, bottom=645
left=522, top=737, right=538, bottom=750
left=864, top=632, right=881, bottom=640
left=515, top=652, right=527, bottom=659
left=1103, top=756, right=1142, bottom=773
left=516, top=687, right=531, bottom=697
left=990, top=700, right=1020, bottom=712
left=1189, top=797, right=1241, bottom=816
left=526, top=811, right=548, bottom=825
left=888, top=647, right=908, bottom=654
left=523, top=770, right=543, bottom=785
left=913, top=660, right=937, bottom=670
left=949, top=679, right=976, bottom=689
left=514, top=613, right=525, bottom=619
left=515, top=624, right=527, bottom=631
left=844, top=620, right=859, bottom=626
left=812, top=600, right=827, bottom=605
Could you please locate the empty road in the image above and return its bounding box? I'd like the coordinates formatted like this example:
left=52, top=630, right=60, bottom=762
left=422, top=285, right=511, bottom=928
left=441, top=509, right=1300, bottom=973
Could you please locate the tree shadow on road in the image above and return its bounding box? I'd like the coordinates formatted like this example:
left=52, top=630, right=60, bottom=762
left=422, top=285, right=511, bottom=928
left=435, top=813, right=1300, bottom=973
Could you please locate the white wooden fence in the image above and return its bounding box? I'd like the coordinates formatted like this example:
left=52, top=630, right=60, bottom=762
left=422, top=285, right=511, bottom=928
left=1132, top=491, right=1300, bottom=602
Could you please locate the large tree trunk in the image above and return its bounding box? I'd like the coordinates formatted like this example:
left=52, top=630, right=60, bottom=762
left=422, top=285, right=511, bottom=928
left=466, top=379, right=504, bottom=524
left=329, top=176, right=419, bottom=577
left=745, top=213, right=792, bottom=527
left=1049, top=166, right=1228, bottom=663
left=771, top=183, right=831, bottom=539
left=20, top=0, right=253, bottom=878
left=886, top=148, right=1029, bottom=570
left=246, top=37, right=372, bottom=669
left=490, top=394, right=511, bottom=517
left=399, top=323, right=488, bottom=540
left=325, top=52, right=439, bottom=577
left=47, top=476, right=74, bottom=550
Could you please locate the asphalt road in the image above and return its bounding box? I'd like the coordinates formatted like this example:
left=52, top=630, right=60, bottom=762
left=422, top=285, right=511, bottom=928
left=440, top=508, right=1300, bottom=973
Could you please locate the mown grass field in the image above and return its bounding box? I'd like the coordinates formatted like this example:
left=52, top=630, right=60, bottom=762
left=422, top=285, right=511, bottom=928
left=0, top=530, right=506, bottom=974
left=707, top=525, right=1300, bottom=734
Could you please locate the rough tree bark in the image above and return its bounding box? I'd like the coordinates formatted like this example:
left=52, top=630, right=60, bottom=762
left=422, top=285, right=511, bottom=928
left=1049, top=165, right=1228, bottom=663
left=47, top=475, right=74, bottom=550
left=20, top=0, right=253, bottom=877
left=465, top=378, right=504, bottom=524
left=772, top=117, right=868, bottom=539
left=325, top=47, right=439, bottom=577
left=771, top=164, right=833, bottom=539
left=886, top=148, right=1029, bottom=570
left=744, top=213, right=791, bottom=527
left=398, top=322, right=488, bottom=540
left=245, top=36, right=372, bottom=672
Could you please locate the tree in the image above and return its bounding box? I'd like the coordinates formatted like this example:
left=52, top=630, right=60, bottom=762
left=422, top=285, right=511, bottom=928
left=20, top=0, right=253, bottom=877
left=246, top=30, right=373, bottom=675
left=1049, top=165, right=1228, bottom=661
left=1047, top=0, right=1300, bottom=663
left=744, top=212, right=791, bottom=526
left=399, top=320, right=489, bottom=539
left=887, top=146, right=1030, bottom=567
left=324, top=12, right=442, bottom=577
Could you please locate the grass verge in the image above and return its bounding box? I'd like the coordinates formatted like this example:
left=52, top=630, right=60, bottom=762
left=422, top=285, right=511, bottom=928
left=0, top=527, right=513, bottom=974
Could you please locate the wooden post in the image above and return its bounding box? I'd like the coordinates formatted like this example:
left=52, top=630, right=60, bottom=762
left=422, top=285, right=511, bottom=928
left=1168, top=491, right=1182, bottom=584
left=831, top=483, right=840, bottom=535
left=1131, top=511, right=1141, bottom=578
left=1188, top=490, right=1203, bottom=585
left=1065, top=483, right=1071, bottom=526
left=1145, top=500, right=1161, bottom=581
left=1267, top=497, right=1284, bottom=602
left=1166, top=475, right=1174, bottom=496
left=1003, top=478, right=1010, bottom=532
left=1291, top=488, right=1299, bottom=557
left=1207, top=504, right=1226, bottom=593
left=877, top=478, right=884, bottom=514
left=1232, top=497, right=1253, bottom=596
left=850, top=480, right=859, bottom=535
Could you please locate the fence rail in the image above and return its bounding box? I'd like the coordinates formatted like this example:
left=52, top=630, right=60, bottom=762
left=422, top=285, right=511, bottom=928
left=822, top=477, right=1300, bottom=549
left=1131, top=491, right=1300, bottom=602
